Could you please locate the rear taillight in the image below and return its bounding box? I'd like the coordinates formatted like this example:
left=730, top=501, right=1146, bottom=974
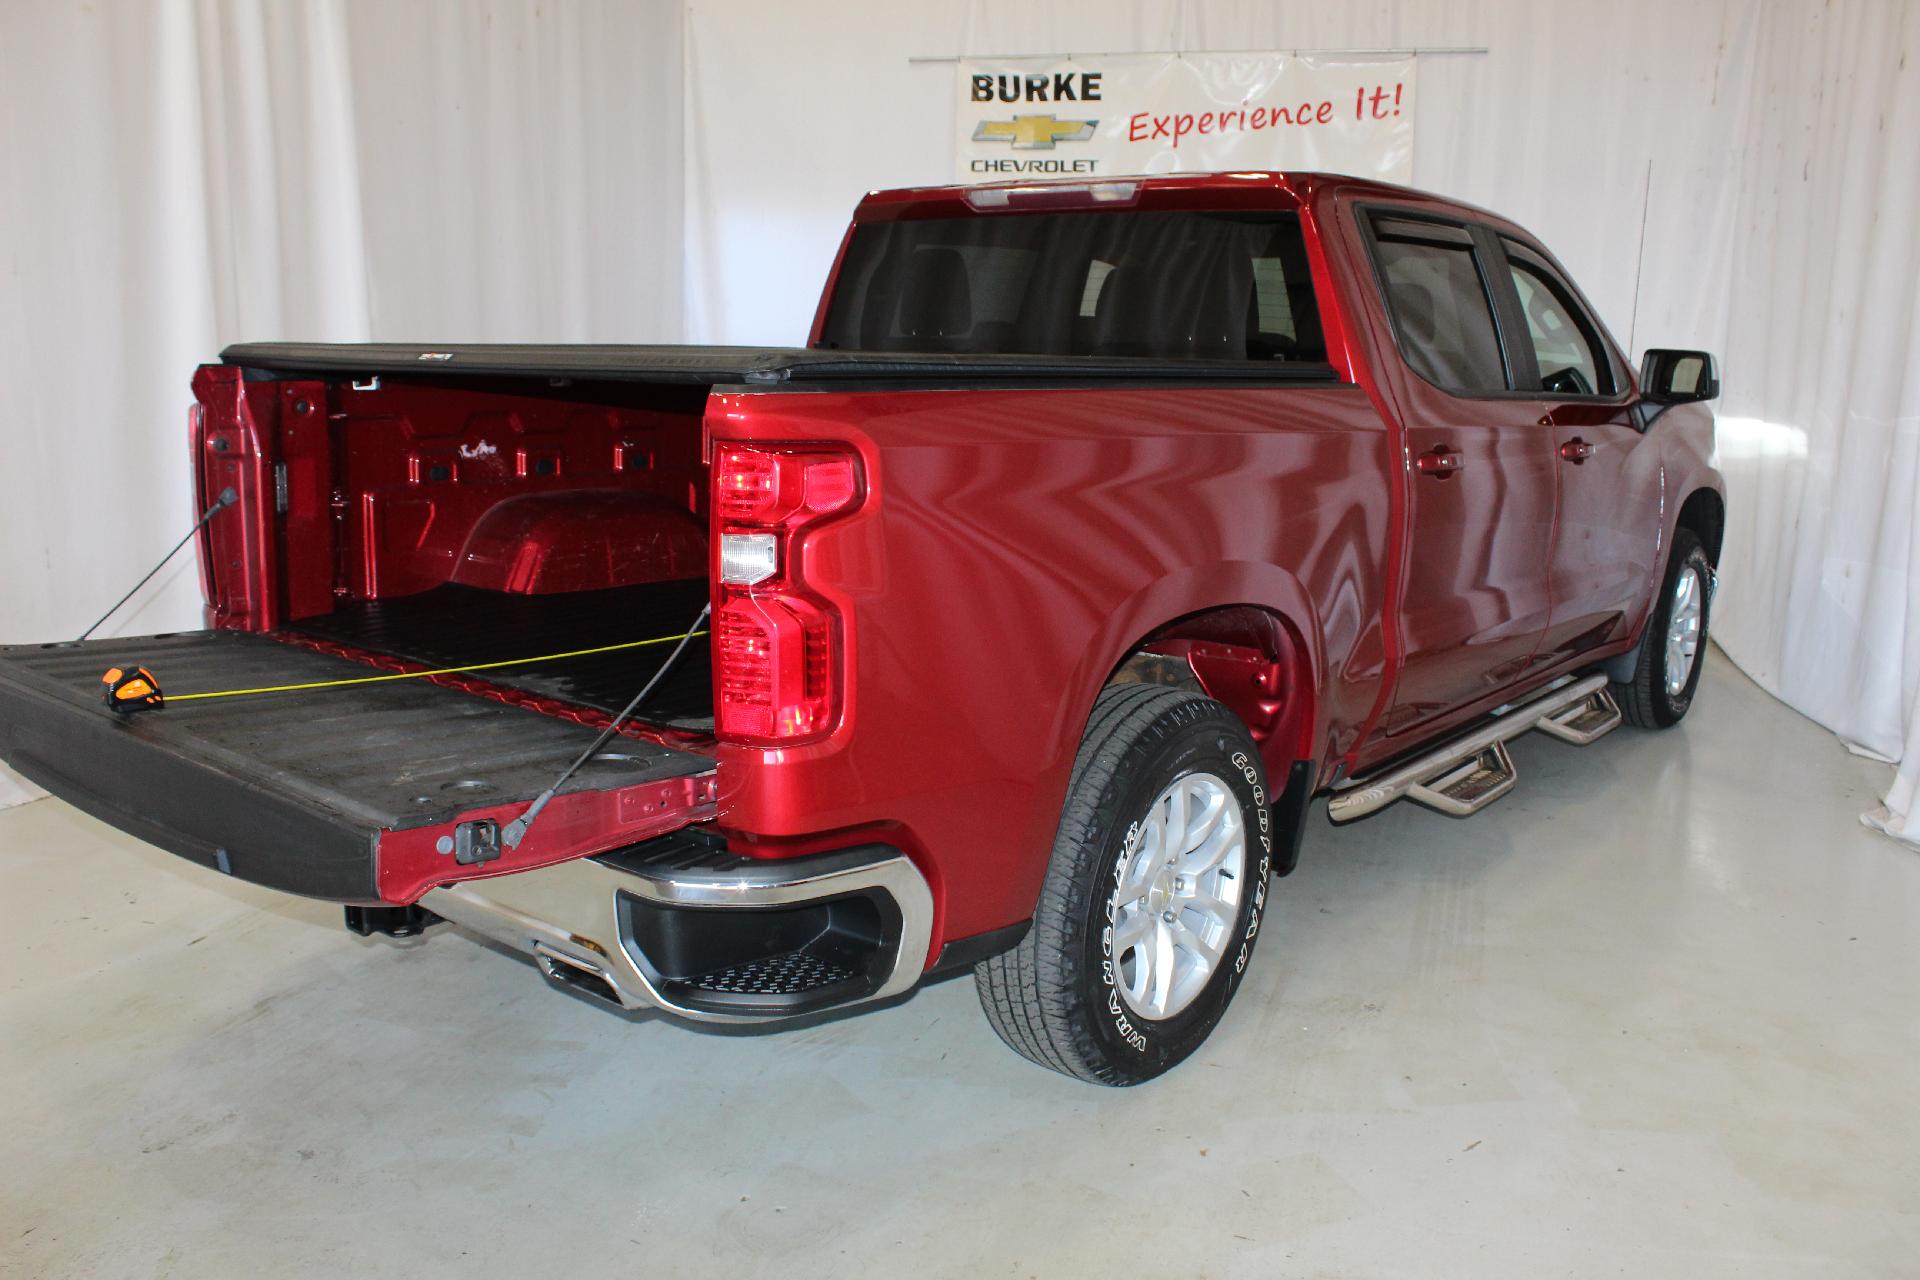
left=711, top=444, right=861, bottom=744
left=714, top=447, right=858, bottom=525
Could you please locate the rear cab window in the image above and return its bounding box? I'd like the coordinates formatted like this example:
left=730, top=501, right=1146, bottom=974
left=817, top=209, right=1327, bottom=363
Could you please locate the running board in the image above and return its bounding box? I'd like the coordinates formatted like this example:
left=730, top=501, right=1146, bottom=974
left=1329, top=676, right=1621, bottom=822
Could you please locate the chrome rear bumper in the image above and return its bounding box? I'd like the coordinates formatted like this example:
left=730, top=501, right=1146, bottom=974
left=421, top=836, right=934, bottom=1023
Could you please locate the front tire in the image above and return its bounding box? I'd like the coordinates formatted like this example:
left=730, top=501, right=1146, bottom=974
left=975, top=685, right=1276, bottom=1085
left=1612, top=527, right=1713, bottom=728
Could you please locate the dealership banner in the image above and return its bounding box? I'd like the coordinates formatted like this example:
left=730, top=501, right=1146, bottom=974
left=955, top=52, right=1415, bottom=183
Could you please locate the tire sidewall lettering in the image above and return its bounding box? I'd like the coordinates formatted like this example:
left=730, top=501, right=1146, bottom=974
left=1229, top=750, right=1272, bottom=976
left=1101, top=818, right=1153, bottom=1053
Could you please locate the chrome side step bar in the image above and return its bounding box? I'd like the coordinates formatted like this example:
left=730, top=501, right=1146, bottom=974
left=1328, top=675, right=1622, bottom=822
left=1405, top=740, right=1518, bottom=816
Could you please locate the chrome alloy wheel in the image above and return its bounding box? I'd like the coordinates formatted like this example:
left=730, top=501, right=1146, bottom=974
left=1665, top=564, right=1705, bottom=697
left=1110, top=771, right=1248, bottom=1021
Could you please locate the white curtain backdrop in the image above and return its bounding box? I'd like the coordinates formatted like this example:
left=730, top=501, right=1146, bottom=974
left=0, top=0, right=683, bottom=808
left=5, top=0, right=1918, bottom=836
left=685, top=0, right=1920, bottom=842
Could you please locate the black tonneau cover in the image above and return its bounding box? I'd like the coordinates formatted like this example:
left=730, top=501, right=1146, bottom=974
left=221, top=342, right=1342, bottom=387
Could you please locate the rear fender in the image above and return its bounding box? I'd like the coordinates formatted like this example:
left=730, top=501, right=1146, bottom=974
left=1084, top=564, right=1325, bottom=780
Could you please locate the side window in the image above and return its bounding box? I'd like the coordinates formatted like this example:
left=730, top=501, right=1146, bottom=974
left=1369, top=216, right=1508, bottom=394
left=1249, top=232, right=1325, bottom=360
left=1078, top=259, right=1115, bottom=317
left=1501, top=239, right=1613, bottom=396
left=1251, top=258, right=1295, bottom=335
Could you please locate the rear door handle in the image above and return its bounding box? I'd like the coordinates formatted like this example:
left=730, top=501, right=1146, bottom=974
left=1558, top=437, right=1595, bottom=463
left=1415, top=446, right=1462, bottom=478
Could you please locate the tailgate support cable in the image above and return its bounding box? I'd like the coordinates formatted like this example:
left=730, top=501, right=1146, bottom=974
left=501, top=601, right=713, bottom=851
left=78, top=487, right=238, bottom=642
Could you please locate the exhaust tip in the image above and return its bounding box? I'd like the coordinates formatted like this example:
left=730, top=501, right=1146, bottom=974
left=533, top=944, right=626, bottom=1009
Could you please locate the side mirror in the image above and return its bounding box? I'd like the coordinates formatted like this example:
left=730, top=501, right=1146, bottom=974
left=1640, top=349, right=1720, bottom=404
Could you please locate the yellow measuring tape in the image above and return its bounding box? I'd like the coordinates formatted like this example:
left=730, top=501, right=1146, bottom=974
left=167, top=630, right=710, bottom=703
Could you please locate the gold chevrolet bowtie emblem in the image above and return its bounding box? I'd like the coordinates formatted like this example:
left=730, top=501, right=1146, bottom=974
left=972, top=114, right=1098, bottom=150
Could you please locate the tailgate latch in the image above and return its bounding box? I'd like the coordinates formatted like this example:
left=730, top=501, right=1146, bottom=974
left=450, top=818, right=502, bottom=866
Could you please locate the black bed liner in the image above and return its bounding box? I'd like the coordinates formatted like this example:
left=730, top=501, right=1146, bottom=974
left=288, top=580, right=714, bottom=728
left=0, top=631, right=713, bottom=902
left=221, top=341, right=1343, bottom=387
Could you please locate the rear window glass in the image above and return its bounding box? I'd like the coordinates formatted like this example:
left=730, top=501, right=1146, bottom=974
left=818, top=210, right=1325, bottom=362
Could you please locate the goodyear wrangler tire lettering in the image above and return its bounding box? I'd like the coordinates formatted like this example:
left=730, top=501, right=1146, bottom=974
left=974, top=686, right=1282, bottom=1084
left=1101, top=821, right=1153, bottom=1051
left=1230, top=749, right=1274, bottom=973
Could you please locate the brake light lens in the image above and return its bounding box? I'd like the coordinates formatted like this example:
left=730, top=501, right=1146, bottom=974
left=711, top=443, right=862, bottom=744
left=715, top=447, right=858, bottom=525
left=715, top=594, right=833, bottom=739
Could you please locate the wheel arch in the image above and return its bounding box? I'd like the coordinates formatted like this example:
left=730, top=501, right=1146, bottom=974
left=1094, top=583, right=1324, bottom=880
left=1107, top=602, right=1319, bottom=775
left=1606, top=483, right=1724, bottom=686
left=1078, top=559, right=1325, bottom=762
left=1676, top=486, right=1725, bottom=565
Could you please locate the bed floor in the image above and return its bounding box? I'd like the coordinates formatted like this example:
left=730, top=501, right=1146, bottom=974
left=289, top=579, right=715, bottom=728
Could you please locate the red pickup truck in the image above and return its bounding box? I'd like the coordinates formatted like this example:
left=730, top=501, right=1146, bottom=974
left=0, top=172, right=1723, bottom=1084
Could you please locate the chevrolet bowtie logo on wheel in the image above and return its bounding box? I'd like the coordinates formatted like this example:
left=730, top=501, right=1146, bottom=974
left=972, top=114, right=1099, bottom=150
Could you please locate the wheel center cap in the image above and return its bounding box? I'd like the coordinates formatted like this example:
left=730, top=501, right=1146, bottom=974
left=1146, top=872, right=1176, bottom=915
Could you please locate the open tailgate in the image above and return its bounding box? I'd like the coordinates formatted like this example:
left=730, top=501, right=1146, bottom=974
left=0, top=631, right=716, bottom=903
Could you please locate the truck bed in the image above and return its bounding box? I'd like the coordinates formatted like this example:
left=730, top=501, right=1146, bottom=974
left=0, top=631, right=714, bottom=901
left=287, top=579, right=714, bottom=729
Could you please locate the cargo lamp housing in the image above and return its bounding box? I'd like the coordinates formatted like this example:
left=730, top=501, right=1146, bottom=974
left=710, top=444, right=863, bottom=744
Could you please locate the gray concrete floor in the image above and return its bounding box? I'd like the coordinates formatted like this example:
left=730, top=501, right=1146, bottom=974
left=3, top=653, right=1917, bottom=1279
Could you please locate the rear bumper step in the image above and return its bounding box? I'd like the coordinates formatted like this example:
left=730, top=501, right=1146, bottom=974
left=1329, top=675, right=1622, bottom=822
left=420, top=831, right=934, bottom=1021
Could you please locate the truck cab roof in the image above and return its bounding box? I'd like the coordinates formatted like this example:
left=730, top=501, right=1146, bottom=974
left=851, top=170, right=1504, bottom=228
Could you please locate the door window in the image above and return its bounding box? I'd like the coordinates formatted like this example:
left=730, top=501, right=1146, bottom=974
left=1501, top=239, right=1614, bottom=396
left=1368, top=217, right=1509, bottom=395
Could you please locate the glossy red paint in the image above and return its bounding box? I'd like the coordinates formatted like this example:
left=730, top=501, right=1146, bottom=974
left=333, top=381, right=707, bottom=603
left=191, top=366, right=280, bottom=630
left=375, top=772, right=719, bottom=903
left=195, top=370, right=709, bottom=623
left=1378, top=370, right=1562, bottom=737
left=1302, top=179, right=1723, bottom=767
left=449, top=491, right=706, bottom=595
left=705, top=379, right=1392, bottom=944
left=171, top=171, right=1725, bottom=972
left=709, top=171, right=1724, bottom=951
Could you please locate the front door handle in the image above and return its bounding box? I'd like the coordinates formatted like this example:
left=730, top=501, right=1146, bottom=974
left=1558, top=437, right=1595, bottom=464
left=1415, top=445, right=1463, bottom=478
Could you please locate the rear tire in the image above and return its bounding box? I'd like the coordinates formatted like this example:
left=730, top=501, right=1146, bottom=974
left=1612, top=527, right=1713, bottom=728
left=974, top=685, right=1276, bottom=1085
